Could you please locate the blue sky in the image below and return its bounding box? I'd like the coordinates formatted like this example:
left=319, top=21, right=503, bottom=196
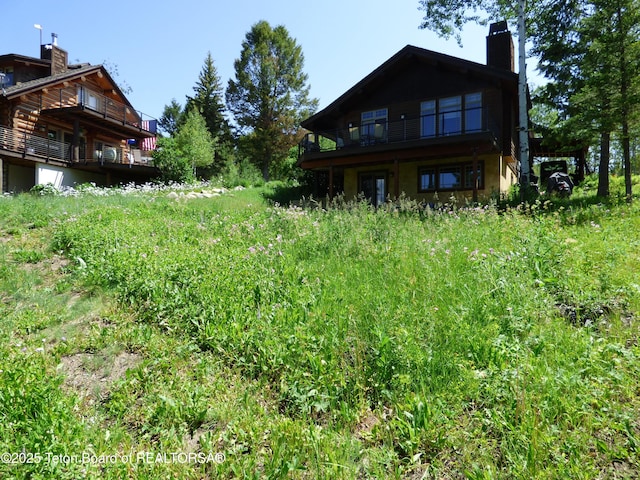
left=2, top=0, right=544, bottom=121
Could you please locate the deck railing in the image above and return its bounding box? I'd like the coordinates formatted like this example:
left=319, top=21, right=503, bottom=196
left=0, top=124, right=153, bottom=166
left=299, top=107, right=501, bottom=157
left=38, top=86, right=156, bottom=134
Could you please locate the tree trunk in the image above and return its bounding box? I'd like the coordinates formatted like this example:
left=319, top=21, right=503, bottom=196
left=597, top=131, right=610, bottom=197
left=618, top=4, right=632, bottom=203
left=517, top=0, right=531, bottom=193
left=623, top=123, right=632, bottom=203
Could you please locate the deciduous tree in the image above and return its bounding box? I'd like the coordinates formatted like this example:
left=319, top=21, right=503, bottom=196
left=152, top=108, right=215, bottom=182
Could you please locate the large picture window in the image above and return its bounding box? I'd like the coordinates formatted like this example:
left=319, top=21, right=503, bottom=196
left=465, top=93, right=482, bottom=132
left=420, top=100, right=436, bottom=137
left=420, top=92, right=483, bottom=138
left=439, top=96, right=462, bottom=136
left=418, top=161, right=484, bottom=192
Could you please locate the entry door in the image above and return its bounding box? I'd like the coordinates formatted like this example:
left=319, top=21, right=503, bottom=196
left=360, top=173, right=386, bottom=206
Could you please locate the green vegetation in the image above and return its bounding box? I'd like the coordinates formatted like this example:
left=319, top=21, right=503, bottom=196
left=0, top=179, right=638, bottom=478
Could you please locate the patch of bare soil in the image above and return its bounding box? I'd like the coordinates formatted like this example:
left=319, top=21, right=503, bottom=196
left=59, top=351, right=142, bottom=404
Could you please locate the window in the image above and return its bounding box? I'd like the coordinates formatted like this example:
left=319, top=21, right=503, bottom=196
left=439, top=166, right=462, bottom=189
left=464, top=164, right=483, bottom=189
left=0, top=67, right=13, bottom=87
left=361, top=108, right=388, bottom=144
left=420, top=92, right=483, bottom=137
left=420, top=100, right=436, bottom=138
left=418, top=162, right=484, bottom=192
left=78, top=87, right=101, bottom=111
left=465, top=93, right=482, bottom=132
left=439, top=96, right=462, bottom=136
left=419, top=169, right=435, bottom=191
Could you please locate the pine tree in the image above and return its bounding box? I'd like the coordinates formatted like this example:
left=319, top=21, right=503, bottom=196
left=226, top=21, right=318, bottom=181
left=186, top=52, right=232, bottom=173
left=158, top=98, right=184, bottom=137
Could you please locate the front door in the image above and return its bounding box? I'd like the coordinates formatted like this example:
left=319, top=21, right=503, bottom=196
left=359, top=172, right=386, bottom=206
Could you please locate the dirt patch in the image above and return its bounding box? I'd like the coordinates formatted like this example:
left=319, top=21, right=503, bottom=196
left=355, top=410, right=381, bottom=440
left=59, top=351, right=142, bottom=404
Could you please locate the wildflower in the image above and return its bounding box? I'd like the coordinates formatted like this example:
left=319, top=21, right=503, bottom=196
left=248, top=246, right=257, bottom=254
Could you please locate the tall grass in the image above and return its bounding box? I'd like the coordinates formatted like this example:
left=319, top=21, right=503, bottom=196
left=1, top=182, right=638, bottom=478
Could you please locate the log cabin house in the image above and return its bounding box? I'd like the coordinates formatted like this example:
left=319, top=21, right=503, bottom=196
left=0, top=35, right=158, bottom=193
left=298, top=22, right=576, bottom=205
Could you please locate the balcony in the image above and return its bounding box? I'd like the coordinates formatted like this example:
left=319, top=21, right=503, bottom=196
left=298, top=107, right=502, bottom=163
left=0, top=124, right=154, bottom=167
left=37, top=86, right=156, bottom=138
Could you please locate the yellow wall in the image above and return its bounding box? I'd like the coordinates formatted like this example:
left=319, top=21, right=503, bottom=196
left=342, top=154, right=517, bottom=204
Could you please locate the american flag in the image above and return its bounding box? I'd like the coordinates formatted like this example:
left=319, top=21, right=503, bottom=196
left=141, top=120, right=157, bottom=151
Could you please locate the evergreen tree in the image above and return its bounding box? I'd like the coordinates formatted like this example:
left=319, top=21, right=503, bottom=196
left=159, top=99, right=184, bottom=137
left=186, top=52, right=232, bottom=147
left=226, top=20, right=318, bottom=181
left=532, top=0, right=640, bottom=199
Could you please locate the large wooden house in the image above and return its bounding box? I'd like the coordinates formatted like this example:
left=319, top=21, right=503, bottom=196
left=298, top=22, right=524, bottom=205
left=0, top=36, right=158, bottom=193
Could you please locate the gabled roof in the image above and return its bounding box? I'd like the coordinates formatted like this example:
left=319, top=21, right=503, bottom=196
left=302, top=44, right=518, bottom=130
left=1, top=63, right=135, bottom=110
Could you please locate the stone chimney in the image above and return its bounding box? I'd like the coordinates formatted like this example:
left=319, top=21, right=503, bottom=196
left=486, top=21, right=514, bottom=72
left=40, top=34, right=68, bottom=75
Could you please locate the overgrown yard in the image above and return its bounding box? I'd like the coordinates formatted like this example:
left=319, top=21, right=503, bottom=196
left=0, top=182, right=638, bottom=479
